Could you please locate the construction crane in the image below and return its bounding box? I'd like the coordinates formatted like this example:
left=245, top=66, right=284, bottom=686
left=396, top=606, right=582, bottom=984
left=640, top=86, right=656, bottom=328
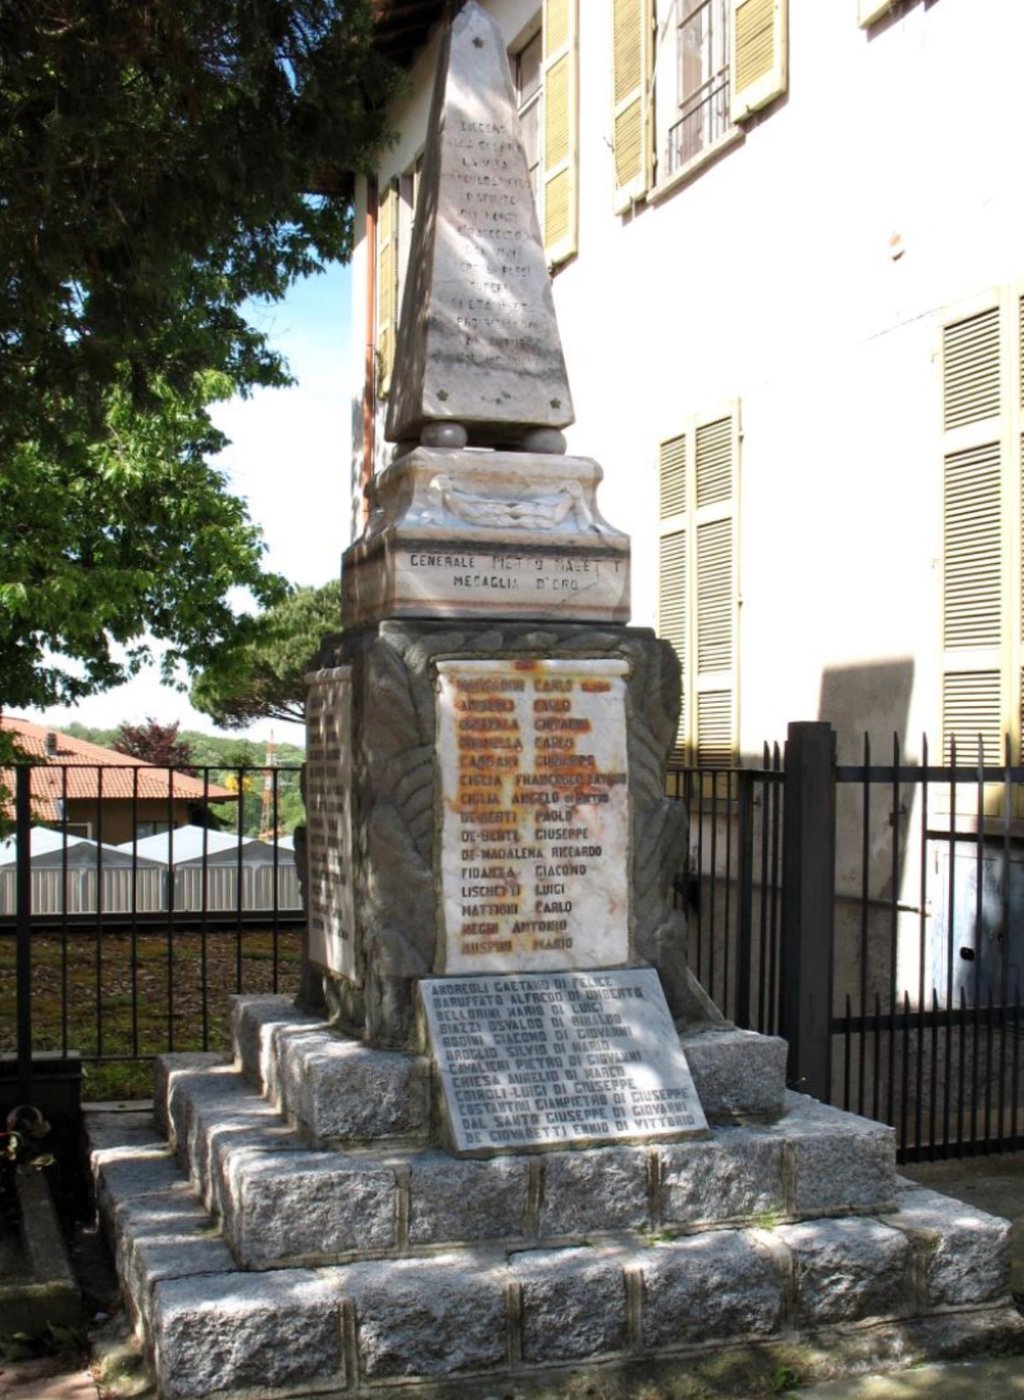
left=259, top=733, right=278, bottom=839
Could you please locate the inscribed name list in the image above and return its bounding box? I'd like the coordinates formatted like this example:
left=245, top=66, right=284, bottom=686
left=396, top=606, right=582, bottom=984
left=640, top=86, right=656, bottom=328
left=436, top=658, right=630, bottom=973
left=304, top=667, right=356, bottom=979
left=421, top=969, right=708, bottom=1154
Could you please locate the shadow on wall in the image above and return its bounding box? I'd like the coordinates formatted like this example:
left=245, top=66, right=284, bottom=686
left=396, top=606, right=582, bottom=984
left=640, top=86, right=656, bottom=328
left=817, top=658, right=915, bottom=766
left=818, top=659, right=916, bottom=1009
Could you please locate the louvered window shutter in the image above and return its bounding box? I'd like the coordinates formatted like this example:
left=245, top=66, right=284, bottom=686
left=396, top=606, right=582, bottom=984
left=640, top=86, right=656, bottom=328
left=542, top=0, right=578, bottom=265
left=657, top=411, right=739, bottom=768
left=376, top=182, right=398, bottom=397
left=858, top=0, right=893, bottom=28
left=659, top=433, right=689, bottom=760
left=694, top=414, right=739, bottom=768
left=940, top=303, right=1005, bottom=768
left=730, top=0, right=787, bottom=123
left=611, top=0, right=652, bottom=212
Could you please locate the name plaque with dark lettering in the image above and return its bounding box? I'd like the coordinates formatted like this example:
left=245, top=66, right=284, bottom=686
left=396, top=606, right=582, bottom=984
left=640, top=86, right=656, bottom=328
left=421, top=969, right=707, bottom=1154
left=435, top=658, right=630, bottom=973
left=305, top=667, right=356, bottom=979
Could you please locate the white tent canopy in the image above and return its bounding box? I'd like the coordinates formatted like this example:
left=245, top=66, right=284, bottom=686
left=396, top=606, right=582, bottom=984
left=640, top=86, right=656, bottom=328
left=116, top=824, right=291, bottom=868
left=0, top=826, right=164, bottom=869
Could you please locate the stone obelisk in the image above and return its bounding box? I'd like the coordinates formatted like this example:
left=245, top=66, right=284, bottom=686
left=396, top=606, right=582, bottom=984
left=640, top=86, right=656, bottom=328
left=307, top=1, right=709, bottom=1055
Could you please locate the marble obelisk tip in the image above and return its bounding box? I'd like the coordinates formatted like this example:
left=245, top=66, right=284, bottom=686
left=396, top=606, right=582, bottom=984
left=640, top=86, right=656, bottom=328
left=384, top=0, right=574, bottom=452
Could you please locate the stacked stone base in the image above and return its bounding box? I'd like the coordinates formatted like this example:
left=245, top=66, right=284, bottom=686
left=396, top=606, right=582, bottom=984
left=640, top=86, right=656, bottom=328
left=90, top=996, right=1023, bottom=1399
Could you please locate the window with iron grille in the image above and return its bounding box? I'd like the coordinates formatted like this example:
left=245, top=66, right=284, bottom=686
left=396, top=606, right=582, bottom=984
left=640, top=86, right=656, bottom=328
left=511, top=3, right=578, bottom=267
left=613, top=0, right=788, bottom=207
left=513, top=26, right=543, bottom=209
left=669, top=0, right=732, bottom=176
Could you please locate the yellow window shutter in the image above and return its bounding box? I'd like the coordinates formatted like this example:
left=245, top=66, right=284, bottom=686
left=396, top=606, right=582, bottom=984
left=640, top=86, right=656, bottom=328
left=940, top=297, right=1005, bottom=769
left=659, top=529, right=689, bottom=760
left=659, top=432, right=687, bottom=519
left=943, top=308, right=1001, bottom=430
left=542, top=0, right=578, bottom=265
left=694, top=413, right=739, bottom=767
left=858, top=0, right=894, bottom=27
left=611, top=0, right=652, bottom=213
left=657, top=411, right=740, bottom=769
left=943, top=671, right=1002, bottom=767
left=730, top=0, right=788, bottom=123
left=376, top=181, right=398, bottom=397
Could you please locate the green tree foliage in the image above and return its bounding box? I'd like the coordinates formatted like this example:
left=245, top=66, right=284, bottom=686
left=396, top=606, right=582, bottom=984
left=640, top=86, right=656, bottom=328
left=190, top=580, right=341, bottom=728
left=0, top=0, right=399, bottom=710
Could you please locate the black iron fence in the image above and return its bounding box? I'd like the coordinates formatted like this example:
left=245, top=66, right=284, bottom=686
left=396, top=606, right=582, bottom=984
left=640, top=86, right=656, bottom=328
left=9, top=739, right=1024, bottom=1158
left=671, top=722, right=1024, bottom=1162
left=1, top=763, right=305, bottom=1102
left=666, top=745, right=784, bottom=1036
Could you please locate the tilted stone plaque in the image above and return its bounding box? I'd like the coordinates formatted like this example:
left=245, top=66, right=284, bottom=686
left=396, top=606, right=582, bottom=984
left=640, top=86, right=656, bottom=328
left=421, top=969, right=708, bottom=1155
left=435, top=658, right=630, bottom=973
left=305, top=667, right=356, bottom=979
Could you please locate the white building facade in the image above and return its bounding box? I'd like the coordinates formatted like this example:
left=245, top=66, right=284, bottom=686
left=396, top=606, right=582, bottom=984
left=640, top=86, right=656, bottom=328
left=348, top=0, right=1024, bottom=773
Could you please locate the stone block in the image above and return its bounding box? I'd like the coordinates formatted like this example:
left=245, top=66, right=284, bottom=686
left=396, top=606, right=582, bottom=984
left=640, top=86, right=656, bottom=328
left=85, top=1109, right=160, bottom=1155
left=221, top=1149, right=398, bottom=1267
left=229, top=993, right=324, bottom=1098
left=510, top=1246, right=629, bottom=1363
left=160, top=1061, right=304, bottom=1214
left=639, top=1230, right=784, bottom=1348
left=777, top=1216, right=912, bottom=1327
left=151, top=1270, right=342, bottom=1400
left=153, top=1052, right=228, bottom=1143
left=680, top=1027, right=787, bottom=1121
left=408, top=1151, right=529, bottom=1245
left=92, top=1142, right=180, bottom=1221
left=539, top=1146, right=651, bottom=1236
left=777, top=1094, right=897, bottom=1215
left=111, top=1191, right=235, bottom=1335
left=343, top=1255, right=507, bottom=1380
left=279, top=1029, right=431, bottom=1143
left=883, top=1184, right=1012, bottom=1307
left=659, top=1127, right=785, bottom=1227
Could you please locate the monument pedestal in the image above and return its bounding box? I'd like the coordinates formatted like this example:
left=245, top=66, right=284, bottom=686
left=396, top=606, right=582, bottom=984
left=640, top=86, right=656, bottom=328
left=90, top=995, right=1023, bottom=1399
left=342, top=448, right=630, bottom=628
left=308, top=618, right=709, bottom=1049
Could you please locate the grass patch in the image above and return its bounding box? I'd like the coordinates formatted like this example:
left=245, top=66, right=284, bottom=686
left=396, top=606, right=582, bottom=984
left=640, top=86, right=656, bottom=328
left=0, top=927, right=302, bottom=1100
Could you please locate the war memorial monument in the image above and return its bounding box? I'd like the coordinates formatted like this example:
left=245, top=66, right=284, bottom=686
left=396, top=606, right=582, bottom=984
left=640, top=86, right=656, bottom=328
left=90, top=6, right=1022, bottom=1395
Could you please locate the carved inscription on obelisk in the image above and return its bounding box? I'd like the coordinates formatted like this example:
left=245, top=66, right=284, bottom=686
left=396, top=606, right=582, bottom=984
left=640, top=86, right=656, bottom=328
left=384, top=0, right=572, bottom=444
left=436, top=658, right=630, bottom=973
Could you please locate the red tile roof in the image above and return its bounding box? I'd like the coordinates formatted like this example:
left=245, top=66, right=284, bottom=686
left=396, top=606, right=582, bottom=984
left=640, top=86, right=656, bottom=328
left=1, top=717, right=234, bottom=819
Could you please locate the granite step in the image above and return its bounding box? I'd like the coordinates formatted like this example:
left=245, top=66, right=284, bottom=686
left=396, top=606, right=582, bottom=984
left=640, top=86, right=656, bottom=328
left=89, top=1112, right=1021, bottom=1400
left=152, top=1045, right=900, bottom=1269
left=229, top=992, right=791, bottom=1130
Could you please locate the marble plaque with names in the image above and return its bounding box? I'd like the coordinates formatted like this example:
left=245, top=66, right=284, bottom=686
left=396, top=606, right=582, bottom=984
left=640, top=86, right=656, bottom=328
left=436, top=658, right=630, bottom=973
left=421, top=969, right=708, bottom=1155
left=305, top=667, right=356, bottom=979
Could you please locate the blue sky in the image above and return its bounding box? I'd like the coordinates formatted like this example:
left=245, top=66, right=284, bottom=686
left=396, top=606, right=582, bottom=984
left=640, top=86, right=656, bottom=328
left=23, top=261, right=354, bottom=746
